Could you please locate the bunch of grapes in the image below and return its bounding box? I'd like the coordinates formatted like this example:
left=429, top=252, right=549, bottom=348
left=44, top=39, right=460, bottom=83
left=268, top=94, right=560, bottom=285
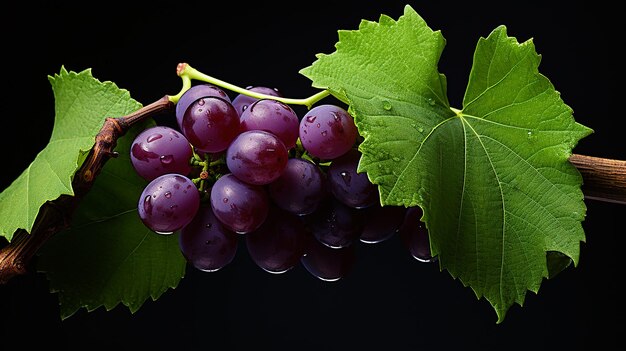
left=130, top=83, right=434, bottom=281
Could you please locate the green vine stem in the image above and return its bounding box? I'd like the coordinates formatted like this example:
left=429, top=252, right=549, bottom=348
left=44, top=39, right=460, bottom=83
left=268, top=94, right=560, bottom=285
left=169, top=63, right=331, bottom=109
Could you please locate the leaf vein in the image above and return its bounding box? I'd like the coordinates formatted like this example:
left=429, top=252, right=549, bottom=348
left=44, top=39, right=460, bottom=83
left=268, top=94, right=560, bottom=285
left=384, top=115, right=456, bottom=202
left=461, top=117, right=507, bottom=306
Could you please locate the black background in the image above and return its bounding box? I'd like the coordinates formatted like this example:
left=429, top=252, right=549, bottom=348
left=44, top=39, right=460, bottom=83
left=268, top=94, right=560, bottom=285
left=1, top=1, right=623, bottom=349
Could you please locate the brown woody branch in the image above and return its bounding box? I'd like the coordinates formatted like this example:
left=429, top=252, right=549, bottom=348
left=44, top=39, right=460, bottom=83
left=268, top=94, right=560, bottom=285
left=0, top=96, right=173, bottom=284
left=0, top=98, right=624, bottom=284
left=569, top=154, right=626, bottom=205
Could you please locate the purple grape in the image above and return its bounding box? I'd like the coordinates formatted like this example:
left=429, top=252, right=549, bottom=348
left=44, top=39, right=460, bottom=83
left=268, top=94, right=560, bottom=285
left=359, top=203, right=406, bottom=244
left=239, top=99, right=300, bottom=150
left=181, top=96, right=240, bottom=154
left=268, top=158, right=325, bottom=216
left=231, top=86, right=282, bottom=117
left=299, top=104, right=358, bottom=160
left=226, top=130, right=288, bottom=185
left=130, top=126, right=193, bottom=181
left=399, top=207, right=434, bottom=262
left=137, top=174, right=200, bottom=234
left=245, top=206, right=308, bottom=274
left=210, top=173, right=269, bottom=234
left=175, top=84, right=231, bottom=131
left=300, top=234, right=356, bottom=281
left=179, top=204, right=238, bottom=272
left=304, top=197, right=364, bottom=249
left=328, top=148, right=377, bottom=209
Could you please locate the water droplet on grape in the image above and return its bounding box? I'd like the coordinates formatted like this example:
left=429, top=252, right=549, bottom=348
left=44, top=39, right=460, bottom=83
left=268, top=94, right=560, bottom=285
left=223, top=198, right=229, bottom=203
left=143, top=195, right=153, bottom=214
left=147, top=134, right=163, bottom=143
left=382, top=100, right=392, bottom=110
left=160, top=155, right=173, bottom=165
left=205, top=223, right=212, bottom=228
left=316, top=123, right=321, bottom=128
left=321, top=131, right=328, bottom=136
left=197, top=99, right=205, bottom=106
left=306, top=115, right=317, bottom=123
left=340, top=171, right=352, bottom=186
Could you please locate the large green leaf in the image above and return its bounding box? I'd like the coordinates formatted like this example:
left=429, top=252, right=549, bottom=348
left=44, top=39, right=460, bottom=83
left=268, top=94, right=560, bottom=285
left=0, top=67, right=141, bottom=241
left=300, top=5, right=592, bottom=322
left=37, top=118, right=186, bottom=319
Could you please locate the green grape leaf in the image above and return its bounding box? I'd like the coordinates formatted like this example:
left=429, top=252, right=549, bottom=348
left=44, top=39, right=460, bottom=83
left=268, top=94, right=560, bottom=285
left=546, top=251, right=573, bottom=279
left=0, top=67, right=142, bottom=241
left=300, top=5, right=592, bottom=322
left=37, top=117, right=186, bottom=319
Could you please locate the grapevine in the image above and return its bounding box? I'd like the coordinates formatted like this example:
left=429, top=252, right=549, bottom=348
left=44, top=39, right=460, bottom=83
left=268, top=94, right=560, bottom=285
left=0, top=4, right=624, bottom=330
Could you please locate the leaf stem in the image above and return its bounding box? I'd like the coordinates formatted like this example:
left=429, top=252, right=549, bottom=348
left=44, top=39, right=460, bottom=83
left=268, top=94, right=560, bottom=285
left=450, top=107, right=463, bottom=116
left=171, top=63, right=331, bottom=109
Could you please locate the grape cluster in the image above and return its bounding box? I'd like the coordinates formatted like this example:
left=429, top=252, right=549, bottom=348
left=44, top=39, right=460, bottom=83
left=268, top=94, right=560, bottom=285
left=130, top=83, right=434, bottom=280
